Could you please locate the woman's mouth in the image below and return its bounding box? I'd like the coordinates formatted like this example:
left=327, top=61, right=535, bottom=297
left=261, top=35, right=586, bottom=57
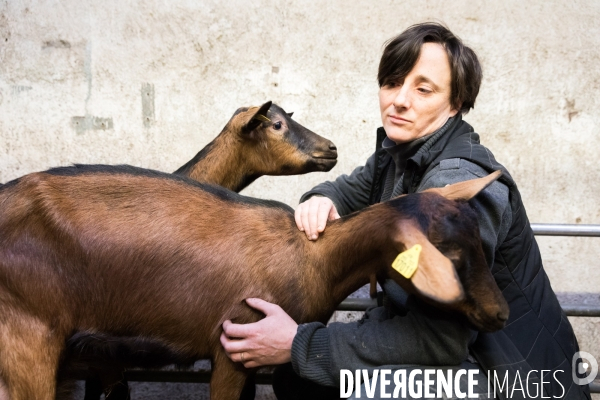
left=389, top=115, right=411, bottom=124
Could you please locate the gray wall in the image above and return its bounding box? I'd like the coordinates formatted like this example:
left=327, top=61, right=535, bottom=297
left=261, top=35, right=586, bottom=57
left=1, top=0, right=598, bottom=398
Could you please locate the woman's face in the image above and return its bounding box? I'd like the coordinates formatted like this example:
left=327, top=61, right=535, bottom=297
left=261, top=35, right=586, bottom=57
left=379, top=42, right=459, bottom=144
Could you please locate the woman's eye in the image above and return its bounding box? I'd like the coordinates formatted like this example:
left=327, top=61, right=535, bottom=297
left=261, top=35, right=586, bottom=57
left=273, top=121, right=282, bottom=130
left=418, top=87, right=432, bottom=94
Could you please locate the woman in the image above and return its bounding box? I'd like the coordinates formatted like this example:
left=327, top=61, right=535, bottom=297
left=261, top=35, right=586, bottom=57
left=221, top=23, right=590, bottom=400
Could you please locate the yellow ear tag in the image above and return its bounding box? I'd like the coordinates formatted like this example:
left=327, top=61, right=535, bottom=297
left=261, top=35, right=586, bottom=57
left=392, top=244, right=422, bottom=279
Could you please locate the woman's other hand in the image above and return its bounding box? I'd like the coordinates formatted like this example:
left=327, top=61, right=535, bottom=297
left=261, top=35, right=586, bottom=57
left=294, top=196, right=340, bottom=240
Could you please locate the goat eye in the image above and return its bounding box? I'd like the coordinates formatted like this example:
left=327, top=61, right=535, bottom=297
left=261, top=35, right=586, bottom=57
left=273, top=121, right=282, bottom=130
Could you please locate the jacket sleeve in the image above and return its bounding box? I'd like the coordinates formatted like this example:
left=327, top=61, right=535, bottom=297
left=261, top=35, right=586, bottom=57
left=298, top=151, right=379, bottom=216
left=290, top=158, right=512, bottom=387
left=291, top=299, right=474, bottom=387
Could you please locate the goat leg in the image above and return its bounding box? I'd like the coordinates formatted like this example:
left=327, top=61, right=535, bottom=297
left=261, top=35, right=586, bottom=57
left=0, top=313, right=63, bottom=400
left=83, top=377, right=103, bottom=400
left=210, top=351, right=249, bottom=400
left=239, top=373, right=256, bottom=400
left=91, top=367, right=130, bottom=400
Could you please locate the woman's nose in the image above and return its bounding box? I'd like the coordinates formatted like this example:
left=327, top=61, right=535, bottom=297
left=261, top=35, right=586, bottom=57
left=393, top=86, right=411, bottom=109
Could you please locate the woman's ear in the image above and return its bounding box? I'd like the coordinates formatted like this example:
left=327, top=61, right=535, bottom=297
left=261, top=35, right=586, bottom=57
left=449, top=103, right=461, bottom=117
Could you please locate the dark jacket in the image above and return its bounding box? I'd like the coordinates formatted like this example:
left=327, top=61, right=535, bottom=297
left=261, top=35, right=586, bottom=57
left=292, top=116, right=590, bottom=400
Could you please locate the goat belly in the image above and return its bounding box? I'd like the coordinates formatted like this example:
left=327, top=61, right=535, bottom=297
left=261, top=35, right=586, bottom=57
left=63, top=332, right=199, bottom=370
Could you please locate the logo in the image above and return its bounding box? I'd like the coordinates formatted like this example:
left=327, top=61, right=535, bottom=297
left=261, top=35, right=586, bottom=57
left=572, top=351, right=598, bottom=385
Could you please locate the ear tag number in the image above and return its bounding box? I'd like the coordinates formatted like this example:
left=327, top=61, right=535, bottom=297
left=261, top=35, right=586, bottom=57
left=392, top=244, right=422, bottom=279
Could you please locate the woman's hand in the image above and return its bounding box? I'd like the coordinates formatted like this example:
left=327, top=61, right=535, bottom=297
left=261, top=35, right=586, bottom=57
left=294, top=196, right=340, bottom=240
left=220, top=298, right=298, bottom=368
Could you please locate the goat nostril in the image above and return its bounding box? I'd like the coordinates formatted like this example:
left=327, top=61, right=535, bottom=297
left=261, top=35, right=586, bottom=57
left=497, top=311, right=509, bottom=322
left=329, top=143, right=337, bottom=151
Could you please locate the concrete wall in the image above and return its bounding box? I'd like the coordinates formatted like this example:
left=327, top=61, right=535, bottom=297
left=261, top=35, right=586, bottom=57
left=1, top=0, right=599, bottom=398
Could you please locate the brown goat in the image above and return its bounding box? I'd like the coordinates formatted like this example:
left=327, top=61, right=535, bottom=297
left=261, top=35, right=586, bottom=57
left=0, top=166, right=508, bottom=400
left=82, top=101, right=337, bottom=399
left=174, top=101, right=337, bottom=191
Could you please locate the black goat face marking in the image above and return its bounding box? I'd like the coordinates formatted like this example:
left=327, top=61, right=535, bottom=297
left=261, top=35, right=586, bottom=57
left=398, top=190, right=510, bottom=332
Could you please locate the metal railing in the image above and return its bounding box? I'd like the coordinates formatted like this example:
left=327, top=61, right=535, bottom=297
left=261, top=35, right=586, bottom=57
left=531, top=223, right=600, bottom=236
left=338, top=298, right=600, bottom=317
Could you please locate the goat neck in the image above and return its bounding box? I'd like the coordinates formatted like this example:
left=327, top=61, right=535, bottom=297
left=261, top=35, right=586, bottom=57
left=178, top=132, right=256, bottom=192
left=301, top=203, right=401, bottom=322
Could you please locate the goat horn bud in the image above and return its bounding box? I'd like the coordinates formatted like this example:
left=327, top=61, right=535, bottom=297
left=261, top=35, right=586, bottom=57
left=253, top=114, right=271, bottom=123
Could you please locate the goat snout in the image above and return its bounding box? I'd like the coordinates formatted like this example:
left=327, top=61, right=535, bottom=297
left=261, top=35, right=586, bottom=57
left=469, top=301, right=510, bottom=332
left=497, top=309, right=509, bottom=322
left=307, top=140, right=338, bottom=172
left=310, top=140, right=338, bottom=160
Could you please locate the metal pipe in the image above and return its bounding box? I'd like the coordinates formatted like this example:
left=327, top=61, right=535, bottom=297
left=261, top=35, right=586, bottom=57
left=337, top=298, right=600, bottom=317
left=560, top=304, right=600, bottom=317
left=531, top=223, right=600, bottom=237
left=337, top=297, right=377, bottom=311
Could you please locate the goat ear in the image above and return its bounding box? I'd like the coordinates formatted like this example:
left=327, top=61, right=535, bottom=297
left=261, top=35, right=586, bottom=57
left=423, top=170, right=502, bottom=202
left=243, top=101, right=273, bottom=134
left=392, top=219, right=464, bottom=304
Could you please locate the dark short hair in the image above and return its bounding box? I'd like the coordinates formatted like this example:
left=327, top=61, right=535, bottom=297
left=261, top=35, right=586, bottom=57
left=378, top=23, right=482, bottom=114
